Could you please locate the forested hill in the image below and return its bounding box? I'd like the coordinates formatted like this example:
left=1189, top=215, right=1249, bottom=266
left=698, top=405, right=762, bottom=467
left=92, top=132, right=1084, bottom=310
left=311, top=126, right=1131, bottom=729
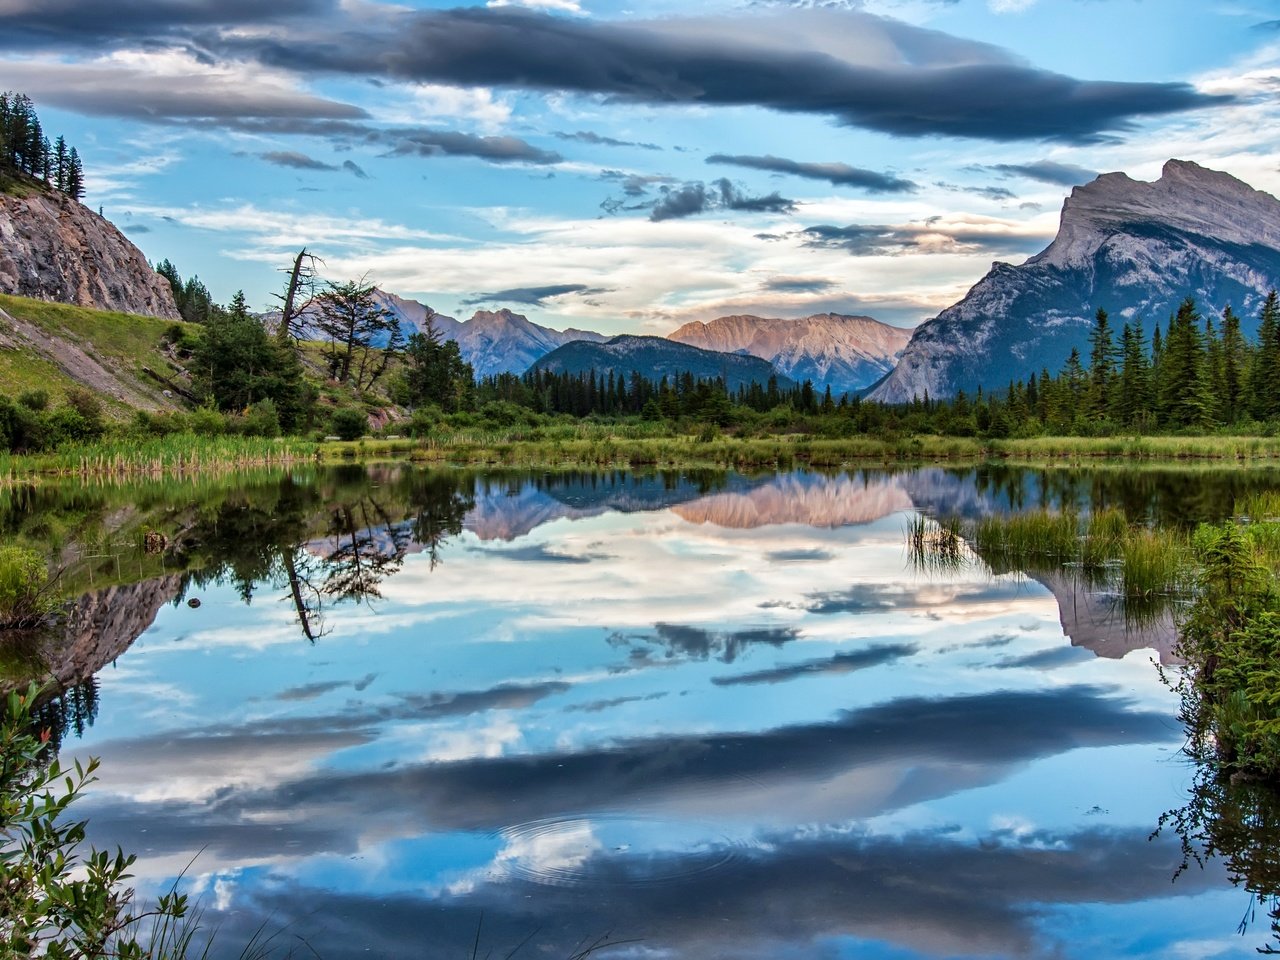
left=530, top=335, right=795, bottom=394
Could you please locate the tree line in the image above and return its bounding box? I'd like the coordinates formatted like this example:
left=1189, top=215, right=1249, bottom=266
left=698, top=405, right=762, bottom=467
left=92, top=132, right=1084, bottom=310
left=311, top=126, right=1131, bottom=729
left=0, top=92, right=84, bottom=199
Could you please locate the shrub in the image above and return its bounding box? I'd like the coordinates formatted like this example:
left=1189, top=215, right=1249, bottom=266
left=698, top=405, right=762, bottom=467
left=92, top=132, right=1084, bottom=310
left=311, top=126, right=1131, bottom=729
left=331, top=407, right=367, bottom=441
left=1, top=684, right=189, bottom=955
left=16, top=389, right=48, bottom=412
left=241, top=399, right=281, bottom=438
left=0, top=546, right=55, bottom=628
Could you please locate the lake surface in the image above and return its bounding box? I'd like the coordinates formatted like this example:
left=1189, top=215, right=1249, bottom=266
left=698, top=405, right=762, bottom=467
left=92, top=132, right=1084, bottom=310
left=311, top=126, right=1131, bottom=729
left=13, top=463, right=1280, bottom=959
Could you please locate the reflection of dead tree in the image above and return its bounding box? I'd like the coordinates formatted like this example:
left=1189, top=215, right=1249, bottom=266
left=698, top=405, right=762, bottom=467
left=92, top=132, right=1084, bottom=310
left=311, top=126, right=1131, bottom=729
left=280, top=549, right=327, bottom=643
left=321, top=496, right=410, bottom=604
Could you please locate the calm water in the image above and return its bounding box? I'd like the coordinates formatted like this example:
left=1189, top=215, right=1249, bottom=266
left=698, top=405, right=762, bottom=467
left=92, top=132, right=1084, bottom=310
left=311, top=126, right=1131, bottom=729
left=13, top=464, right=1280, bottom=959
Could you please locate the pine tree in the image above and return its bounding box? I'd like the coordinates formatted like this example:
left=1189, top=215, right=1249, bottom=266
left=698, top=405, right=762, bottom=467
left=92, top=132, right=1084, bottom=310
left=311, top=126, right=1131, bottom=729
left=65, top=146, right=84, bottom=200
left=1116, top=321, right=1152, bottom=428
left=1087, top=307, right=1120, bottom=419
left=1250, top=291, right=1280, bottom=421
left=1219, top=305, right=1247, bottom=425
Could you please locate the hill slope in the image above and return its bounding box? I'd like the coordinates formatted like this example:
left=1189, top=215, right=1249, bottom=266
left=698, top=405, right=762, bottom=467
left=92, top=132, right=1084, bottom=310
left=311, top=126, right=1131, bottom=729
left=0, top=178, right=179, bottom=319
left=0, top=294, right=191, bottom=413
left=530, top=335, right=792, bottom=392
left=669, top=313, right=911, bottom=394
left=870, top=160, right=1280, bottom=402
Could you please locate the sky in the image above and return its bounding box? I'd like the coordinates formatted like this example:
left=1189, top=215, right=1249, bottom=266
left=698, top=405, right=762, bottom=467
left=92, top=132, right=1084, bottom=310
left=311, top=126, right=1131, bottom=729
left=1, top=0, right=1277, bottom=334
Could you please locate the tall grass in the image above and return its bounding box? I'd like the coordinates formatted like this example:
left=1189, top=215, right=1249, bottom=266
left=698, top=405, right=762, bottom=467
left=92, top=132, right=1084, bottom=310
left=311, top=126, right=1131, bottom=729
left=0, top=435, right=317, bottom=481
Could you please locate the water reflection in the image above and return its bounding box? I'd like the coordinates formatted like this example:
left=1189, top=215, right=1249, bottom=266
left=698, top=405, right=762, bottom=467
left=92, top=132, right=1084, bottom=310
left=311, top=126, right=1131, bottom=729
left=6, top=464, right=1280, bottom=958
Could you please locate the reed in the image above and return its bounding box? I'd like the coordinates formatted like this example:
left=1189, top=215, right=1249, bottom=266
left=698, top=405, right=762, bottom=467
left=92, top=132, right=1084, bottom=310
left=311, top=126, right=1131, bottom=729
left=0, top=435, right=317, bottom=481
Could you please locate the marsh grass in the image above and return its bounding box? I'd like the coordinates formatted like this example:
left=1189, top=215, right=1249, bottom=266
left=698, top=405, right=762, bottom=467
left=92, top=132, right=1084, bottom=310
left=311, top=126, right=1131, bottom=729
left=0, top=435, right=317, bottom=481
left=906, top=515, right=968, bottom=574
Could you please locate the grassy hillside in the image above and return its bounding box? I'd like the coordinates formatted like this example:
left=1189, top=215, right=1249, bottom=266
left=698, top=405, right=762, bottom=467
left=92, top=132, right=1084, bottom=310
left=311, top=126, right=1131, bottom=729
left=0, top=293, right=196, bottom=416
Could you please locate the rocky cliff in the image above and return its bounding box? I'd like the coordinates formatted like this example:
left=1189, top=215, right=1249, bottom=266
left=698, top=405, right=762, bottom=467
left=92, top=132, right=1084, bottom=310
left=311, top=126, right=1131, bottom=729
left=0, top=186, right=179, bottom=319
left=870, top=160, right=1280, bottom=402
left=669, top=313, right=912, bottom=394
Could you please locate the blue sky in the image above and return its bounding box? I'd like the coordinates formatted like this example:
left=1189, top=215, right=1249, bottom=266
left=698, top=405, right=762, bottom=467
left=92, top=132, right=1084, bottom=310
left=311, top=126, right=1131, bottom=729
left=1, top=0, right=1277, bottom=333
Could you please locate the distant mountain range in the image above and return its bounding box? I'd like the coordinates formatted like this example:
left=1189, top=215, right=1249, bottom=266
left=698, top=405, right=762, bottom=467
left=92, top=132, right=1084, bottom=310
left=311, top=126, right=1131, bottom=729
left=530, top=335, right=794, bottom=392
left=871, top=159, right=1280, bottom=402
left=668, top=313, right=911, bottom=393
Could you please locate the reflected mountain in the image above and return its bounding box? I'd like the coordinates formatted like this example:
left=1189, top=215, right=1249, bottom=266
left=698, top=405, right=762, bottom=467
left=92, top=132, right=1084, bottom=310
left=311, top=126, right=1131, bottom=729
left=672, top=471, right=913, bottom=528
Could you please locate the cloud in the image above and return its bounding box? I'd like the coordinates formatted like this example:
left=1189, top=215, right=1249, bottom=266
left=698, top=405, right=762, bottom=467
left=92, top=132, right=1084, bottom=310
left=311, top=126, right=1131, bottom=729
left=377, top=127, right=562, bottom=165
left=711, top=643, right=918, bottom=686
left=0, top=52, right=366, bottom=121
left=222, top=7, right=1226, bottom=144
left=259, top=150, right=336, bottom=171
left=988, top=159, right=1099, bottom=186
left=762, top=276, right=836, bottom=294
left=341, top=159, right=369, bottom=179
left=555, top=130, right=661, bottom=150
left=798, top=214, right=1053, bottom=257
left=461, top=283, right=610, bottom=307
left=649, top=179, right=796, bottom=221
left=177, top=822, right=1221, bottom=960
left=936, top=181, right=1018, bottom=201
left=706, top=153, right=917, bottom=192
left=0, top=0, right=330, bottom=47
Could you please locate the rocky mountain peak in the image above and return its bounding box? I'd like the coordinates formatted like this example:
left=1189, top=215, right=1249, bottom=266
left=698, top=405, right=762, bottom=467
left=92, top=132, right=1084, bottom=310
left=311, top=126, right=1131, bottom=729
left=869, top=159, right=1280, bottom=404
left=1035, top=159, right=1280, bottom=269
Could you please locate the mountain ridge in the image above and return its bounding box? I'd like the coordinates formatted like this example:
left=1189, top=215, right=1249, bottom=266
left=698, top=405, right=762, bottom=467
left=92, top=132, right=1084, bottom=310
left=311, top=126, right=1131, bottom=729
left=668, top=312, right=911, bottom=394
left=870, top=159, right=1280, bottom=403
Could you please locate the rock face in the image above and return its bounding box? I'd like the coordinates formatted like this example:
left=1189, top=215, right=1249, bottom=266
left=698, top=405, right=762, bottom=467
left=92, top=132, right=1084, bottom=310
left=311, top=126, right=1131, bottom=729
left=669, top=313, right=912, bottom=395
left=870, top=160, right=1280, bottom=402
left=530, top=334, right=793, bottom=392
left=0, top=187, right=179, bottom=319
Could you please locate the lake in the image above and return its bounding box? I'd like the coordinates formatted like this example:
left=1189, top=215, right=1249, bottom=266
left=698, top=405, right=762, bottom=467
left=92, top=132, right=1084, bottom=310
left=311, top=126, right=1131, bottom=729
left=10, top=463, right=1280, bottom=959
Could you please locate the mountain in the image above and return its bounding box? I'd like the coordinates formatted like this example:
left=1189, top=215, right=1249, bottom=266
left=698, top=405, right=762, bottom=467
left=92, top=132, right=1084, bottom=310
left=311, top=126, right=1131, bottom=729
left=450, top=308, right=607, bottom=379
left=870, top=160, right=1280, bottom=403
left=293, top=293, right=606, bottom=378
left=668, top=313, right=912, bottom=394
left=0, top=182, right=179, bottom=319
left=530, top=335, right=794, bottom=392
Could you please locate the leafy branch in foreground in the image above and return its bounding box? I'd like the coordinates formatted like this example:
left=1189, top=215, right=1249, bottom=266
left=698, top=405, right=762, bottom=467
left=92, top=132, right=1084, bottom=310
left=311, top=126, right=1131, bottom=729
left=0, top=682, right=186, bottom=959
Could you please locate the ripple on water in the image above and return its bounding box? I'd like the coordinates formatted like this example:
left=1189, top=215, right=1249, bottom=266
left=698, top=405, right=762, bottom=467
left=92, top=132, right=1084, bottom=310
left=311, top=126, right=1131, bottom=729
left=490, top=814, right=751, bottom=888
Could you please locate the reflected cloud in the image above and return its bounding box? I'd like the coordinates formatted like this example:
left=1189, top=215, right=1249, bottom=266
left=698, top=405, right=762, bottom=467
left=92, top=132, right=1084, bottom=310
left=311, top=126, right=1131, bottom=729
left=712, top=643, right=918, bottom=686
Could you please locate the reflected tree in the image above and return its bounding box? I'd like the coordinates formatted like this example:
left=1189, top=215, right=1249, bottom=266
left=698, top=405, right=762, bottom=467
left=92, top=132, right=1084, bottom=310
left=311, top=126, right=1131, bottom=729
left=1157, top=766, right=1280, bottom=952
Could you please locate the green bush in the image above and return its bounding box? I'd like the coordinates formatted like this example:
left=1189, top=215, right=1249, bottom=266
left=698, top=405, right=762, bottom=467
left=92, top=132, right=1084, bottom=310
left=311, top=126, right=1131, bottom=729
left=0, top=545, right=55, bottom=628
left=330, top=407, right=367, bottom=441
left=16, top=389, right=48, bottom=412
left=241, top=399, right=281, bottom=438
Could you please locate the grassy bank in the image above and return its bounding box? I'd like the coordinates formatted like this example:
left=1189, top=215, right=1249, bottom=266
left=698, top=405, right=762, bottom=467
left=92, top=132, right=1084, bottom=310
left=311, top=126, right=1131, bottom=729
left=314, top=430, right=1280, bottom=469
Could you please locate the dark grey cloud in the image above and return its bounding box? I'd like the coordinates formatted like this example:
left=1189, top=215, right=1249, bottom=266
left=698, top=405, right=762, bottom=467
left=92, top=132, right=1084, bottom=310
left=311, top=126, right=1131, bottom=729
left=555, top=130, right=661, bottom=150
left=598, top=170, right=677, bottom=197
left=122, top=223, right=151, bottom=234
left=937, top=180, right=1018, bottom=201
left=380, top=128, right=562, bottom=165
left=0, top=0, right=330, bottom=47
left=183, top=823, right=1220, bottom=960
left=798, top=218, right=1049, bottom=258
left=706, top=153, right=917, bottom=192
left=83, top=685, right=1177, bottom=866
left=649, top=179, right=795, bottom=221
left=342, top=159, right=368, bottom=179
left=484, top=543, right=593, bottom=564
left=219, top=8, right=1226, bottom=144
left=563, top=692, right=668, bottom=713
left=632, top=622, right=801, bottom=662
left=989, top=159, right=1099, bottom=186
left=461, top=284, right=610, bottom=307
left=197, top=117, right=561, bottom=167
left=994, top=645, right=1093, bottom=671
left=259, top=149, right=337, bottom=171
left=274, top=679, right=349, bottom=701
left=712, top=643, right=918, bottom=686
left=761, top=277, right=836, bottom=295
